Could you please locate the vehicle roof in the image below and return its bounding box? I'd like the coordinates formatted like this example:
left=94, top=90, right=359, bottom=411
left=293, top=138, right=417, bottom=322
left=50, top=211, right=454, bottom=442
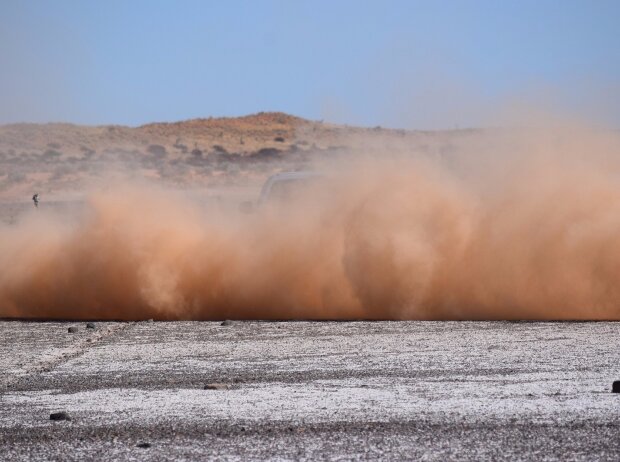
left=258, top=171, right=324, bottom=205
left=266, top=171, right=323, bottom=181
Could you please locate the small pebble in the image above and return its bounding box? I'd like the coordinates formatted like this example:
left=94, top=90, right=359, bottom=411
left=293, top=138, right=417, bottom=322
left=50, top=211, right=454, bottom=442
left=204, top=383, right=229, bottom=390
left=50, top=412, right=71, bottom=421
left=612, top=381, right=620, bottom=393
left=67, top=327, right=78, bottom=334
left=86, top=322, right=96, bottom=329
left=221, top=320, right=232, bottom=326
left=136, top=442, right=151, bottom=448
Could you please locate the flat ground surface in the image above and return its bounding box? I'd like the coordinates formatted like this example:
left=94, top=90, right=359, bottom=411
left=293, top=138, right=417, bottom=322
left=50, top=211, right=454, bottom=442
left=1, top=321, right=620, bottom=461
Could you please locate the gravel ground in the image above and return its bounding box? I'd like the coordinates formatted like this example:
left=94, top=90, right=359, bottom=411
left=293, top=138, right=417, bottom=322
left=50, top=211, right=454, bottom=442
left=1, top=321, right=620, bottom=460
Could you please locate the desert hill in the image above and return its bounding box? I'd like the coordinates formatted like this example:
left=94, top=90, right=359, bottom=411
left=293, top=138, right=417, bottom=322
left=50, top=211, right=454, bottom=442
left=0, top=112, right=471, bottom=201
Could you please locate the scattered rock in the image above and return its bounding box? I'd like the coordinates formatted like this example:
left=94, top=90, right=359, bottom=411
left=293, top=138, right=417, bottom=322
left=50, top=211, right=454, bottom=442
left=50, top=412, right=71, bottom=421
left=612, top=381, right=620, bottom=393
left=147, top=319, right=154, bottom=323
left=136, top=442, right=151, bottom=449
left=86, top=322, right=96, bottom=329
left=204, top=383, right=229, bottom=390
left=67, top=327, right=78, bottom=333
left=221, top=320, right=232, bottom=326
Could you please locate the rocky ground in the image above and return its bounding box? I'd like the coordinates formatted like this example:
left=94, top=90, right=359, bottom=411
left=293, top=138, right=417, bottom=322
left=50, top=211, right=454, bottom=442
left=1, top=321, right=620, bottom=460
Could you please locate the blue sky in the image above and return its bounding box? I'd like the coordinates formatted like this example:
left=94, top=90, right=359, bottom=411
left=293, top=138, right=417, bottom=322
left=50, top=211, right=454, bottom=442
left=0, top=0, right=618, bottom=128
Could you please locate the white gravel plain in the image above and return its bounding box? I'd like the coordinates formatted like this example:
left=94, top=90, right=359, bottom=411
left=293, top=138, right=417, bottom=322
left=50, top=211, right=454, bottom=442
left=1, top=321, right=620, bottom=460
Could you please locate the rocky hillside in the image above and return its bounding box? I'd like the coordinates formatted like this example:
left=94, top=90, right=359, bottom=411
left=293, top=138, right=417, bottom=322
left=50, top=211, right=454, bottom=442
left=0, top=112, right=471, bottom=200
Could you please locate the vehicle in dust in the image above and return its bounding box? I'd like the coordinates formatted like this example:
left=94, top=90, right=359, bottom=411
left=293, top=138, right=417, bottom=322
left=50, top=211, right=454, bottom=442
left=258, top=171, right=324, bottom=206
left=240, top=171, right=325, bottom=212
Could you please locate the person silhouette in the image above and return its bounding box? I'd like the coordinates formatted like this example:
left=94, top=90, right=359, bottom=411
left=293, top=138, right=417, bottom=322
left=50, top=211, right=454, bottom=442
left=32, top=193, right=39, bottom=208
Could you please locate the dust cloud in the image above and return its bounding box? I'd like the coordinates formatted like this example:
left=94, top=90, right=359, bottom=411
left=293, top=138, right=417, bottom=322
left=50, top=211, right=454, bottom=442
left=2, top=124, right=620, bottom=320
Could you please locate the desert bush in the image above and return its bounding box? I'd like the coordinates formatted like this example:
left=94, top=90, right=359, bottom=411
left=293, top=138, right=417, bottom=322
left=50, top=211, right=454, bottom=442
left=212, top=145, right=227, bottom=154
left=274, top=136, right=285, bottom=142
left=253, top=148, right=282, bottom=160
left=147, top=144, right=167, bottom=158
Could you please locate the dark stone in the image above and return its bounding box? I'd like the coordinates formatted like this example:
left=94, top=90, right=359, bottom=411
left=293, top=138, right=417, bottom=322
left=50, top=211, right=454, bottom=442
left=204, top=383, right=229, bottom=390
left=68, top=327, right=78, bottom=333
left=221, top=320, right=232, bottom=326
left=612, top=381, right=620, bottom=393
left=86, top=322, right=96, bottom=329
left=136, top=442, right=151, bottom=448
left=50, top=412, right=71, bottom=421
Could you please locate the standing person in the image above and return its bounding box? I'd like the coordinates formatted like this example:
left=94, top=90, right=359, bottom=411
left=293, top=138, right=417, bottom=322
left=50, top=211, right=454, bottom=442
left=32, top=193, right=39, bottom=208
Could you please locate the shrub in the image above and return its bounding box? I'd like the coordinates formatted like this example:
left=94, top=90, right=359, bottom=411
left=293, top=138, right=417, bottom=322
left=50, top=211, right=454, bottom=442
left=147, top=144, right=167, bottom=158
left=253, top=148, right=281, bottom=160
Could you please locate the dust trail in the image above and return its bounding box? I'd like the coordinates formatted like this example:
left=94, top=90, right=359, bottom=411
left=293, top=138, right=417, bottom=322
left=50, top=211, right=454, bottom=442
left=1, top=125, right=620, bottom=320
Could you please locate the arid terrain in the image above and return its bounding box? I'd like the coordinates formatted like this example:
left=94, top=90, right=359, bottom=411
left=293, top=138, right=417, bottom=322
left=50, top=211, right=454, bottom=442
left=0, top=112, right=471, bottom=203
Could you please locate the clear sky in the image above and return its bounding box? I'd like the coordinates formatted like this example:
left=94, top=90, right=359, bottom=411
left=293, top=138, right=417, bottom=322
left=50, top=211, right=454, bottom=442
left=0, top=0, right=618, bottom=128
